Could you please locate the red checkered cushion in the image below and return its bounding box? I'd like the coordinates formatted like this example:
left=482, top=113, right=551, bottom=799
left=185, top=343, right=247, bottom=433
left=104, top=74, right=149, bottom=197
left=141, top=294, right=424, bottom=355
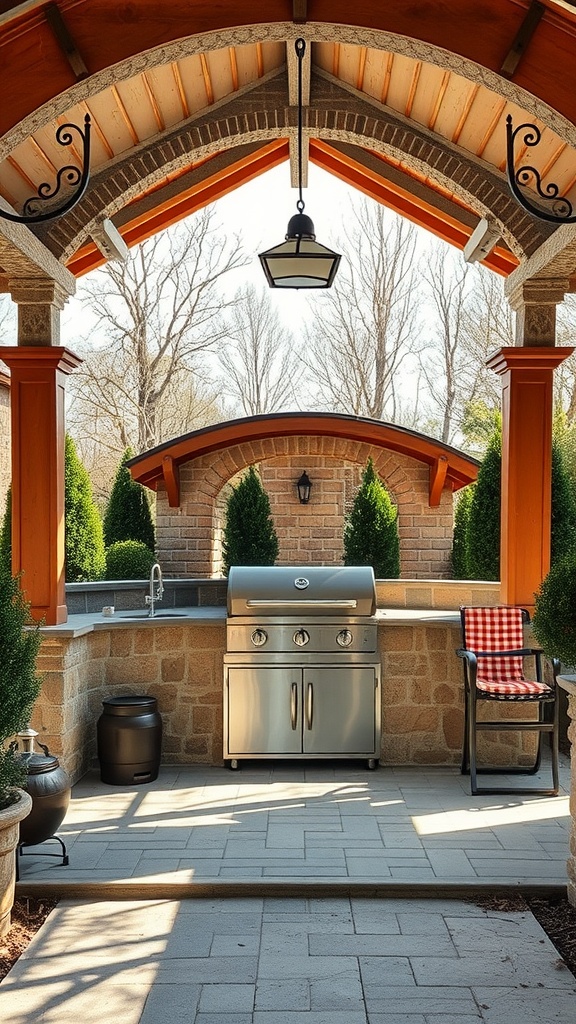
left=462, top=606, right=525, bottom=682
left=462, top=607, right=553, bottom=699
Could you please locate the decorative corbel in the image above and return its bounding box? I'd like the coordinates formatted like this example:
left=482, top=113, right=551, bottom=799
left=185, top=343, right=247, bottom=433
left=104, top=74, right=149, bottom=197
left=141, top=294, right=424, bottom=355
left=429, top=456, right=448, bottom=507
left=162, top=454, right=180, bottom=508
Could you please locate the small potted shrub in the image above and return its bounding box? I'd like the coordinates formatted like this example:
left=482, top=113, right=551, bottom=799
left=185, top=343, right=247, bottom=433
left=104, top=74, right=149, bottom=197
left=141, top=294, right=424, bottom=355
left=0, top=568, right=42, bottom=935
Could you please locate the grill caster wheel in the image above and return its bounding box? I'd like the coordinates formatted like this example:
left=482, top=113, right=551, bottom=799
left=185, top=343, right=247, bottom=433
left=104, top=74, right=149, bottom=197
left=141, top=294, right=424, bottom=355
left=227, top=759, right=240, bottom=771
left=367, top=759, right=377, bottom=770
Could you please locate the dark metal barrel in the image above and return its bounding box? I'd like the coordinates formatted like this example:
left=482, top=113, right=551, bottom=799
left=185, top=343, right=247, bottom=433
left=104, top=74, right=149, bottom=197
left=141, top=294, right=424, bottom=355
left=19, top=750, right=71, bottom=846
left=97, top=695, right=162, bottom=785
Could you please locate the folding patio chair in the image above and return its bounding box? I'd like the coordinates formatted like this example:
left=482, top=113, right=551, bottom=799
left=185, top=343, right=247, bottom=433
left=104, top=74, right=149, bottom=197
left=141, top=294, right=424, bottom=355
left=457, top=606, right=559, bottom=796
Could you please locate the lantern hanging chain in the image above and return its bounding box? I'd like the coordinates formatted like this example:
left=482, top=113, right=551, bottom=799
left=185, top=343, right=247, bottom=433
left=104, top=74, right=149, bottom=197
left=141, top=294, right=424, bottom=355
left=296, top=37, right=305, bottom=215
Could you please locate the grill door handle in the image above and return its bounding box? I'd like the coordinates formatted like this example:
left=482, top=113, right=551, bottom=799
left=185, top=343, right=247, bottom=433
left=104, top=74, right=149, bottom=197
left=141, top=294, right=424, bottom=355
left=306, top=682, right=313, bottom=730
left=290, top=682, right=298, bottom=730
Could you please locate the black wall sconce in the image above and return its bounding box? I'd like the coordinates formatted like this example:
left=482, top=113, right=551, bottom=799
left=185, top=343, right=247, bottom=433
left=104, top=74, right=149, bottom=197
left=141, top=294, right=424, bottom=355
left=297, top=471, right=312, bottom=504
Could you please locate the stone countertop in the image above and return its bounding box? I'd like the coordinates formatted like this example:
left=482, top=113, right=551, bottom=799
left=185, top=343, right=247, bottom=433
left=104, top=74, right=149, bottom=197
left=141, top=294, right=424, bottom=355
left=39, top=605, right=460, bottom=638
left=558, top=674, right=576, bottom=696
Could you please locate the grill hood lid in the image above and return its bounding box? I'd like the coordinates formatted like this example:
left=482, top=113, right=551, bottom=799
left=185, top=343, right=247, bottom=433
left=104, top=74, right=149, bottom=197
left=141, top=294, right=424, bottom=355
left=227, top=565, right=377, bottom=617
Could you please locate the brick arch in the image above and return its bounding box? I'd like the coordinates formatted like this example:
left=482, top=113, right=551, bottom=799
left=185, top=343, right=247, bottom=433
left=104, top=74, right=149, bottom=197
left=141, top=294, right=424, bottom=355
left=156, top=433, right=456, bottom=579
left=48, top=79, right=546, bottom=261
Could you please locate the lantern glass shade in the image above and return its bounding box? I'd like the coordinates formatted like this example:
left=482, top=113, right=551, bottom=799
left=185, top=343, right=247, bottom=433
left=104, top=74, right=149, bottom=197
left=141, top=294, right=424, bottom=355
left=297, top=471, right=312, bottom=504
left=259, top=236, right=341, bottom=290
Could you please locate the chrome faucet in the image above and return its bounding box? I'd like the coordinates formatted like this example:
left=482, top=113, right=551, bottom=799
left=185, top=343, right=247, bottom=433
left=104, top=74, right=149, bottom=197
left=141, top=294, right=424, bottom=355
left=145, top=562, right=164, bottom=617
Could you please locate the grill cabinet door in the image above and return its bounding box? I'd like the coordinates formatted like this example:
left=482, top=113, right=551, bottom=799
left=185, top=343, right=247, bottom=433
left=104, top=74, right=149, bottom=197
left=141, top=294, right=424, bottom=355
left=226, top=668, right=302, bottom=755
left=302, top=668, right=376, bottom=755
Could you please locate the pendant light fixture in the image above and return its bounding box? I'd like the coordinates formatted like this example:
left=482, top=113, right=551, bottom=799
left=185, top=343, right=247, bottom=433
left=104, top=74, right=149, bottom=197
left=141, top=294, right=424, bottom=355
left=259, top=38, right=341, bottom=288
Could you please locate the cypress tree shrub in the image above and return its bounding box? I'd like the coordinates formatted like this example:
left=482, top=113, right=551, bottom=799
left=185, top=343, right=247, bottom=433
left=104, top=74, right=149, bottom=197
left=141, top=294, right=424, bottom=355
left=466, top=430, right=501, bottom=581
left=65, top=434, right=106, bottom=582
left=551, top=439, right=576, bottom=564
left=105, top=540, right=157, bottom=580
left=451, top=484, right=474, bottom=579
left=344, top=458, right=400, bottom=578
left=222, top=465, right=278, bottom=576
left=0, top=567, right=42, bottom=806
left=533, top=549, right=576, bottom=669
left=0, top=485, right=11, bottom=575
left=104, top=447, right=155, bottom=551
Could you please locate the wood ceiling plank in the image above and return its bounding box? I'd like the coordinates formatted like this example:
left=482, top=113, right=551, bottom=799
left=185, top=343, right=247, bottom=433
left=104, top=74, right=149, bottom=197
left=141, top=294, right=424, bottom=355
left=146, top=64, right=185, bottom=130
left=428, top=70, right=450, bottom=130
left=172, top=62, right=190, bottom=120
left=384, top=52, right=414, bottom=114
left=111, top=84, right=139, bottom=146
left=142, top=71, right=165, bottom=133
left=407, top=62, right=447, bottom=129
left=229, top=45, right=239, bottom=91
left=199, top=51, right=215, bottom=105
left=88, top=89, right=134, bottom=155
left=451, top=83, right=480, bottom=144
left=404, top=60, right=422, bottom=119
left=113, top=78, right=157, bottom=144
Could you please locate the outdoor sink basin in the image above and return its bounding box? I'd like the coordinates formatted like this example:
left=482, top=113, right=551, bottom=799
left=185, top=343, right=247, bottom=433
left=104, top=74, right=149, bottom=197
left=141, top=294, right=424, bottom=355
left=118, top=611, right=188, bottom=619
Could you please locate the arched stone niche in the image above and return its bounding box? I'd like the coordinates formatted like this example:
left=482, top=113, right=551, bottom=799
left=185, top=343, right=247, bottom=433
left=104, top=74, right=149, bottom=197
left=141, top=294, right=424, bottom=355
left=155, top=435, right=455, bottom=578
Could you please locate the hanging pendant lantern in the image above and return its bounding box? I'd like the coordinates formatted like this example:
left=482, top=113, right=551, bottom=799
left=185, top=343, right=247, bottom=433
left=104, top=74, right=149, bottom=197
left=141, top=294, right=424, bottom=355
left=259, top=39, right=341, bottom=289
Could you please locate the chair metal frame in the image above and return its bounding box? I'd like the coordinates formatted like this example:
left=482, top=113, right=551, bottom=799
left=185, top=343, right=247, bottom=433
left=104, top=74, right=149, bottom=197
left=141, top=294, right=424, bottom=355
left=457, top=606, right=559, bottom=796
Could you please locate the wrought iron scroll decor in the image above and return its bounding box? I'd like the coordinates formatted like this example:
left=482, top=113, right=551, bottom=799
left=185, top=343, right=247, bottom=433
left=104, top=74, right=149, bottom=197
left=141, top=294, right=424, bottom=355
left=505, top=114, right=576, bottom=224
left=0, top=114, right=91, bottom=225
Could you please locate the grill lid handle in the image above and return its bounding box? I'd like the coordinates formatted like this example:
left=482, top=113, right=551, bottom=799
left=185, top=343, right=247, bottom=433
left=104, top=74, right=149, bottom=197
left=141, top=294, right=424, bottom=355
left=245, top=599, right=358, bottom=609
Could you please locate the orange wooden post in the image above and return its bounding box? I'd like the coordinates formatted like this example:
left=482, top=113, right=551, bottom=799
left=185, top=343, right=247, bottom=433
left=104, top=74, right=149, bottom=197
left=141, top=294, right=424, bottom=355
left=487, top=346, right=573, bottom=610
left=1, top=346, right=82, bottom=624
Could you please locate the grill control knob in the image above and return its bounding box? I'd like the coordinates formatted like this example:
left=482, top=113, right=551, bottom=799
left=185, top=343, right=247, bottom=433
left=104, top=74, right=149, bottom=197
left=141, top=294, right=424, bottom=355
left=336, top=629, right=353, bottom=648
left=293, top=628, right=310, bottom=647
left=251, top=628, right=268, bottom=647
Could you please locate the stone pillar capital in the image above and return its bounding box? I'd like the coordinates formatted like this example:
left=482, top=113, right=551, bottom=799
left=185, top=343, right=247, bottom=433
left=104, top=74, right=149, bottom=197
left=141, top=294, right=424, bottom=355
left=507, top=278, right=570, bottom=311
left=506, top=277, right=570, bottom=347
left=6, top=277, right=69, bottom=347
left=8, top=277, right=69, bottom=310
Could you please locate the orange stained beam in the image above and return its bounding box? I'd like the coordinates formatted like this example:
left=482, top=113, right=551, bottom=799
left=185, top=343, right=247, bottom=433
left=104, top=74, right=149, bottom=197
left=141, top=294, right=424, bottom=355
left=162, top=454, right=180, bottom=507
left=309, top=140, right=518, bottom=276
left=429, top=455, right=449, bottom=507
left=487, top=346, right=574, bottom=609
left=128, top=412, right=479, bottom=499
left=66, top=140, right=290, bottom=276
left=1, top=346, right=82, bottom=625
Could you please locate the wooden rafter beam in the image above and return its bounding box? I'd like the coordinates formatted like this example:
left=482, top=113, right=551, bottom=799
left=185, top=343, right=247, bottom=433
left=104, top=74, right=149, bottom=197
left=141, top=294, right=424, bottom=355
left=292, top=0, right=307, bottom=24
left=500, top=0, right=545, bottom=78
left=287, top=39, right=310, bottom=188
left=44, top=2, right=88, bottom=81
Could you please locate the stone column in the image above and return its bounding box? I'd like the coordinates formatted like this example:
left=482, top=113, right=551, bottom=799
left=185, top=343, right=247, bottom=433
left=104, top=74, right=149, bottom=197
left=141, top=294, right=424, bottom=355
left=3, top=279, right=80, bottom=624
left=487, top=347, right=573, bottom=609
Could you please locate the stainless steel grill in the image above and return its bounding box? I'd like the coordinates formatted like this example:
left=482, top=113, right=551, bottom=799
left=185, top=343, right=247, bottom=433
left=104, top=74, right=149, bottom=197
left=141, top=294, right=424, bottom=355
left=223, top=566, right=381, bottom=769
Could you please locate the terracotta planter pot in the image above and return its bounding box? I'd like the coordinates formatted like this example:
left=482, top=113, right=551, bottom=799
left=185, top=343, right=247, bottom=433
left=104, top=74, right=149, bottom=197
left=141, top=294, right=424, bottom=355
left=0, top=789, right=32, bottom=936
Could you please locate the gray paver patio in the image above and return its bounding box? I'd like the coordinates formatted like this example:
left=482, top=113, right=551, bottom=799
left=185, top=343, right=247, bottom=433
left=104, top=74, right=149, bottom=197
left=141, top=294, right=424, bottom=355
left=15, top=755, right=572, bottom=889
left=2, top=895, right=575, bottom=1024
left=5, top=755, right=574, bottom=1023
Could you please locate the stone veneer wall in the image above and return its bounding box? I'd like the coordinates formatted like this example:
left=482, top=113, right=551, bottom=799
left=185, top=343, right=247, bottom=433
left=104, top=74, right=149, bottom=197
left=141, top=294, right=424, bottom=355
left=31, top=581, right=539, bottom=785
left=156, top=436, right=455, bottom=579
